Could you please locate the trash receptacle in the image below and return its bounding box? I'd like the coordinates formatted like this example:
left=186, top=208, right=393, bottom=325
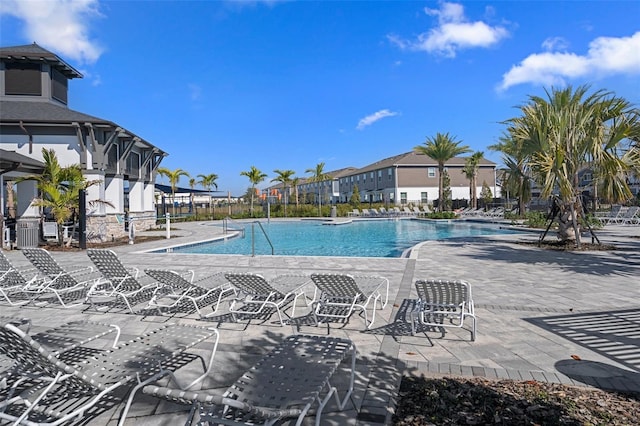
left=17, top=219, right=39, bottom=249
left=330, top=206, right=337, bottom=218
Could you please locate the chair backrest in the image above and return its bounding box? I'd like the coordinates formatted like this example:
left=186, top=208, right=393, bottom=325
left=224, top=273, right=279, bottom=297
left=0, top=249, right=14, bottom=273
left=22, top=248, right=80, bottom=289
left=145, top=269, right=193, bottom=292
left=415, top=279, right=471, bottom=306
left=87, top=249, right=140, bottom=290
left=0, top=251, right=29, bottom=288
left=310, top=273, right=361, bottom=298
left=0, top=322, right=105, bottom=392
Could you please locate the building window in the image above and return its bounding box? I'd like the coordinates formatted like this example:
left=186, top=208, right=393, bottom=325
left=428, top=167, right=436, bottom=178
left=421, top=192, right=428, bottom=204
left=51, top=68, right=68, bottom=104
left=5, top=62, right=41, bottom=96
left=388, top=168, right=392, bottom=178
left=400, top=192, right=407, bottom=204
left=370, top=172, right=374, bottom=179
left=378, top=170, right=382, bottom=179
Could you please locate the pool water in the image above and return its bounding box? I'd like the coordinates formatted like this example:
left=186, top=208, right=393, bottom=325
left=168, top=219, right=519, bottom=258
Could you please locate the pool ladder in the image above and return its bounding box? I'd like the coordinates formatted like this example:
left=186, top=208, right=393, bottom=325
left=222, top=218, right=274, bottom=256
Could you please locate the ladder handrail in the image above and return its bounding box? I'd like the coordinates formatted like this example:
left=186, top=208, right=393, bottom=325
left=251, top=221, right=274, bottom=256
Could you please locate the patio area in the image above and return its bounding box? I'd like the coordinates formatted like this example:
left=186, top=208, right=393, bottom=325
left=2, top=220, right=639, bottom=425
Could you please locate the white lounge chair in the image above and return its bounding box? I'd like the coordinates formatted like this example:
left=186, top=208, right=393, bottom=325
left=21, top=248, right=99, bottom=307
left=138, top=334, right=356, bottom=426
left=86, top=249, right=161, bottom=313
left=224, top=272, right=311, bottom=325
left=144, top=269, right=236, bottom=317
left=0, top=322, right=219, bottom=426
left=310, top=273, right=389, bottom=329
left=0, top=250, right=39, bottom=305
left=411, top=279, right=476, bottom=341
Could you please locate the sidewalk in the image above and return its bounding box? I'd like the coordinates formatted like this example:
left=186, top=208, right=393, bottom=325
left=2, top=221, right=639, bottom=425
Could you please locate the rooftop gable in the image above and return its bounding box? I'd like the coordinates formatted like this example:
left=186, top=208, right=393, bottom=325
left=0, top=43, right=83, bottom=79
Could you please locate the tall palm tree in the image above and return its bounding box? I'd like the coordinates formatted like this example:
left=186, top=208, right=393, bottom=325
left=198, top=173, right=219, bottom=216
left=18, top=148, right=101, bottom=246
left=290, top=177, right=301, bottom=210
left=157, top=167, right=190, bottom=216
left=489, top=133, right=532, bottom=217
left=271, top=169, right=295, bottom=217
left=414, top=132, right=471, bottom=211
left=188, top=177, right=197, bottom=215
left=305, top=162, right=331, bottom=216
left=505, top=85, right=640, bottom=245
left=461, top=151, right=484, bottom=209
left=240, top=166, right=267, bottom=217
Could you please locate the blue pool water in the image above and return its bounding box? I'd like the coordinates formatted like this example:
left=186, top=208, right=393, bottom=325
left=166, top=219, right=519, bottom=258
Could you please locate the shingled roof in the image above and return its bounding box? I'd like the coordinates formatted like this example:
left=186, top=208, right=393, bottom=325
left=0, top=100, right=109, bottom=124
left=0, top=43, right=83, bottom=79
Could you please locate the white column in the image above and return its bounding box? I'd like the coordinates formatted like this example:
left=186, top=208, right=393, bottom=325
left=84, top=170, right=105, bottom=215
left=143, top=181, right=155, bottom=213
left=16, top=180, right=40, bottom=218
left=105, top=175, right=125, bottom=214
left=128, top=180, right=144, bottom=213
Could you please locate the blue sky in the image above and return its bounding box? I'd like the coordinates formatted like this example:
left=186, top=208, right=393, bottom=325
left=1, top=1, right=639, bottom=196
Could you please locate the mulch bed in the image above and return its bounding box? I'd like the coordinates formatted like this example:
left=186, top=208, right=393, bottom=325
left=517, top=240, right=618, bottom=252
left=393, top=376, right=639, bottom=425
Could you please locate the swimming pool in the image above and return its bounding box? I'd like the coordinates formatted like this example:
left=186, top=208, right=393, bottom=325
left=164, top=219, right=519, bottom=258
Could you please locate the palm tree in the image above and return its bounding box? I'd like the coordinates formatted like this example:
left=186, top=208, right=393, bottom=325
left=240, top=166, right=267, bottom=217
left=18, top=148, right=100, bottom=246
left=188, top=177, right=197, bottom=215
left=414, top=132, right=471, bottom=211
left=272, top=169, right=295, bottom=217
left=489, top=133, right=532, bottom=217
left=305, top=162, right=331, bottom=216
left=157, top=167, right=190, bottom=216
left=461, top=151, right=484, bottom=209
left=504, top=85, right=640, bottom=245
left=198, top=173, right=219, bottom=217
left=290, top=177, right=301, bottom=210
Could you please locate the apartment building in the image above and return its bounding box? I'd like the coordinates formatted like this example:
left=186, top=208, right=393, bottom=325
left=337, top=151, right=499, bottom=206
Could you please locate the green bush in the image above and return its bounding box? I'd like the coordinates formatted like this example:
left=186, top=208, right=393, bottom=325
left=425, top=211, right=457, bottom=220
left=523, top=211, right=547, bottom=228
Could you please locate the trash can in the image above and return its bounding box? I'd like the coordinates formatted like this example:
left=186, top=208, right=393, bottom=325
left=330, top=206, right=337, bottom=218
left=16, top=219, right=39, bottom=249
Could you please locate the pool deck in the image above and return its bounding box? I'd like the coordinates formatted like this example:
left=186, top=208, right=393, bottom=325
left=2, top=218, right=639, bottom=425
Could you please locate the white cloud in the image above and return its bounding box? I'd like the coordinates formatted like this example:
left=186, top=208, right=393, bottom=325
left=388, top=1, right=508, bottom=58
left=0, top=0, right=104, bottom=64
left=356, top=109, right=398, bottom=130
left=541, top=36, right=569, bottom=52
left=499, top=31, right=640, bottom=91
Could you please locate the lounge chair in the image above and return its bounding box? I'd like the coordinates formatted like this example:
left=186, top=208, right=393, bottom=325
left=0, top=250, right=39, bottom=305
left=621, top=206, right=640, bottom=225
left=224, top=272, right=311, bottom=326
left=86, top=248, right=161, bottom=313
left=0, top=322, right=219, bottom=426
left=310, top=273, right=389, bottom=329
left=144, top=269, right=236, bottom=317
left=21, top=248, right=99, bottom=307
left=0, top=319, right=120, bottom=405
left=347, top=209, right=361, bottom=217
left=410, top=279, right=476, bottom=341
left=595, top=205, right=624, bottom=225
left=137, top=334, right=356, bottom=426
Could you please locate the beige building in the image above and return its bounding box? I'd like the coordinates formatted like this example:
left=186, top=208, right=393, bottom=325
left=337, top=151, right=498, bottom=206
